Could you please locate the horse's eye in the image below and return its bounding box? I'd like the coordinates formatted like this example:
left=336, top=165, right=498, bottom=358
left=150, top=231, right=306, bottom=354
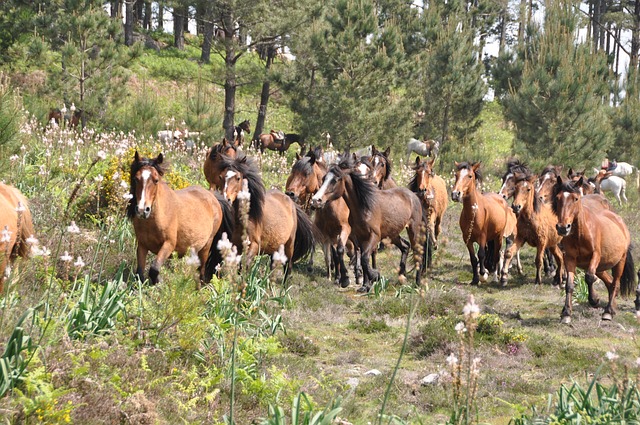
left=467, top=175, right=472, bottom=179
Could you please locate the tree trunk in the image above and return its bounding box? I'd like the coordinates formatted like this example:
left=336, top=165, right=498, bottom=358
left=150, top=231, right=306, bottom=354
left=253, top=44, right=276, bottom=141
left=517, top=0, right=527, bottom=44
left=144, top=1, right=152, bottom=30
left=174, top=6, right=185, bottom=49
left=498, top=2, right=507, bottom=55
left=110, top=0, right=120, bottom=18
left=593, top=0, right=601, bottom=51
left=201, top=5, right=214, bottom=63
left=134, top=0, right=143, bottom=25
left=158, top=3, right=164, bottom=29
left=631, top=0, right=640, bottom=73
left=124, top=0, right=134, bottom=46
left=222, top=12, right=237, bottom=141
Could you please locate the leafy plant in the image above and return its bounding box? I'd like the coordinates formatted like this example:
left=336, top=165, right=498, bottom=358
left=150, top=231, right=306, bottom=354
left=259, top=392, right=343, bottom=425
left=0, top=305, right=41, bottom=397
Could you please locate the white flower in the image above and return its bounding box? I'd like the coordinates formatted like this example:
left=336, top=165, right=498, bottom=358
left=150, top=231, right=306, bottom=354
left=1, top=226, right=12, bottom=243
left=112, top=171, right=120, bottom=180
left=217, top=232, right=233, bottom=252
left=94, top=175, right=104, bottom=183
left=15, top=202, right=26, bottom=212
left=605, top=351, right=619, bottom=362
left=237, top=179, right=251, bottom=201
left=96, top=150, right=106, bottom=160
left=120, top=181, right=129, bottom=190
left=272, top=244, right=288, bottom=266
left=455, top=322, right=466, bottom=334
left=67, top=221, right=80, bottom=234
left=185, top=248, right=201, bottom=267
left=9, top=155, right=19, bottom=162
left=32, top=245, right=50, bottom=257
left=25, top=235, right=38, bottom=245
left=446, top=353, right=458, bottom=367
left=463, top=295, right=480, bottom=319
left=123, top=193, right=133, bottom=200
left=60, top=251, right=72, bottom=262
left=74, top=256, right=85, bottom=268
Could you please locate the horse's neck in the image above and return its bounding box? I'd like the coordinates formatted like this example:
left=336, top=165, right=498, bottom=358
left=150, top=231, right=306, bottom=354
left=343, top=175, right=372, bottom=218
left=461, top=185, right=481, bottom=212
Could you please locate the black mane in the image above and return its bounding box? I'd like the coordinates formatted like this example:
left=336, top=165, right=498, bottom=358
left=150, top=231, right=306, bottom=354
left=218, top=155, right=265, bottom=222
left=208, top=141, right=237, bottom=161
left=503, top=158, right=530, bottom=182
left=291, top=155, right=315, bottom=177
left=332, top=154, right=377, bottom=213
left=127, top=155, right=167, bottom=219
left=551, top=178, right=581, bottom=215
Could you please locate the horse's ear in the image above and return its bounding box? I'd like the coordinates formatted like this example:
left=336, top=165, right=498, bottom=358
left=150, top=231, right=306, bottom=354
left=371, top=145, right=378, bottom=154
left=352, top=153, right=358, bottom=161
left=222, top=138, right=229, bottom=146
left=556, top=175, right=563, bottom=186
left=454, top=161, right=460, bottom=168
left=427, top=157, right=435, bottom=168
left=567, top=167, right=574, bottom=177
left=296, top=152, right=301, bottom=160
left=308, top=154, right=316, bottom=165
left=384, top=146, right=391, bottom=157
left=472, top=162, right=481, bottom=171
left=415, top=156, right=421, bottom=166
left=576, top=176, right=584, bottom=188
left=156, top=153, right=164, bottom=164
left=134, top=151, right=141, bottom=163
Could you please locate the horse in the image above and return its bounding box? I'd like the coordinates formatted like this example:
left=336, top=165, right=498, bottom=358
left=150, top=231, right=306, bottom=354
left=255, top=130, right=301, bottom=155
left=552, top=176, right=637, bottom=323
left=591, top=170, right=627, bottom=205
left=310, top=154, right=425, bottom=292
left=218, top=155, right=316, bottom=280
left=406, top=138, right=440, bottom=163
left=408, top=157, right=448, bottom=269
left=368, top=146, right=397, bottom=190
left=536, top=165, right=564, bottom=203
left=601, top=159, right=635, bottom=178
left=286, top=150, right=354, bottom=286
left=451, top=161, right=517, bottom=285
left=234, top=119, right=251, bottom=148
left=0, top=183, right=35, bottom=293
left=47, top=108, right=63, bottom=127
left=68, top=109, right=83, bottom=129
left=128, top=152, right=234, bottom=287
left=500, top=172, right=564, bottom=287
left=567, top=168, right=594, bottom=195
left=203, top=138, right=238, bottom=190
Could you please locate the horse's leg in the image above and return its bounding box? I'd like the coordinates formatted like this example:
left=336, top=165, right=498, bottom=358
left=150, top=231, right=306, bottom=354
left=543, top=248, right=556, bottom=276
left=622, top=182, right=628, bottom=203
left=466, top=242, right=480, bottom=286
left=336, top=241, right=350, bottom=288
left=150, top=242, right=176, bottom=285
left=597, top=269, right=618, bottom=321
left=391, top=236, right=410, bottom=278
left=136, top=243, right=148, bottom=284
left=357, top=239, right=380, bottom=293
left=500, top=235, right=523, bottom=286
left=307, top=245, right=315, bottom=272
left=561, top=260, right=577, bottom=323
left=534, top=244, right=546, bottom=286
left=477, top=237, right=489, bottom=282
left=549, top=245, right=565, bottom=287
left=584, top=252, right=602, bottom=308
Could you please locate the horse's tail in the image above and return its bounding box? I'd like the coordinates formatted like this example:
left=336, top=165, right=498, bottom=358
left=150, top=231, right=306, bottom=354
left=620, top=245, right=636, bottom=298
left=292, top=204, right=317, bottom=263
left=205, top=192, right=236, bottom=282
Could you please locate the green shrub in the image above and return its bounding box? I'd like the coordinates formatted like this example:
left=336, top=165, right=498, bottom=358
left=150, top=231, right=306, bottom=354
left=279, top=332, right=320, bottom=357
left=411, top=315, right=457, bottom=358
left=348, top=317, right=390, bottom=334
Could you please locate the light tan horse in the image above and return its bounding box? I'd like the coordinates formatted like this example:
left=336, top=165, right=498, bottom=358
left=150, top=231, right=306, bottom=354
left=0, top=183, right=34, bottom=293
left=128, top=152, right=234, bottom=287
left=408, top=157, right=448, bottom=269
left=451, top=161, right=516, bottom=285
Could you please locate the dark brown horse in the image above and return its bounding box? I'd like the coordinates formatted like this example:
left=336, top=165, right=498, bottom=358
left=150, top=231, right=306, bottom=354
left=203, top=138, right=238, bottom=190
left=408, top=157, right=448, bottom=269
left=536, top=165, right=564, bottom=204
left=0, top=183, right=35, bottom=293
left=369, top=146, right=397, bottom=189
left=311, top=154, right=424, bottom=292
left=47, top=108, right=63, bottom=127
left=500, top=172, right=564, bottom=287
left=234, top=119, right=251, bottom=148
left=552, top=176, right=637, bottom=323
left=256, top=130, right=301, bottom=155
left=285, top=150, right=327, bottom=210
left=128, top=152, right=234, bottom=287
left=451, top=161, right=517, bottom=285
left=218, top=155, right=316, bottom=280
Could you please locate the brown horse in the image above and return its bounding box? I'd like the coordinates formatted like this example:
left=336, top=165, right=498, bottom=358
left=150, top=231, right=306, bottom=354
left=234, top=119, right=251, bottom=148
left=203, top=138, right=238, bottom=190
left=567, top=168, right=594, bottom=195
left=311, top=154, right=424, bottom=292
left=536, top=165, right=564, bottom=203
left=255, top=130, right=301, bottom=155
left=408, top=156, right=448, bottom=269
left=47, top=108, right=63, bottom=127
left=451, top=161, right=517, bottom=285
left=218, top=155, right=316, bottom=280
left=500, top=173, right=564, bottom=287
left=285, top=150, right=327, bottom=210
left=552, top=176, right=637, bottom=323
left=0, top=183, right=35, bottom=293
left=368, top=146, right=397, bottom=190
left=128, top=152, right=234, bottom=287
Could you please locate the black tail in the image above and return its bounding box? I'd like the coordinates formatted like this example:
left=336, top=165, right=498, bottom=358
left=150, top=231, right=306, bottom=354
left=292, top=204, right=317, bottom=263
left=620, top=246, right=636, bottom=298
left=205, top=192, right=236, bottom=282
left=484, top=240, right=496, bottom=273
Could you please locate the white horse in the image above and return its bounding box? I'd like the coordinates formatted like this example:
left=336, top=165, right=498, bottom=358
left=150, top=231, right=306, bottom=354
left=406, top=138, right=439, bottom=163
left=592, top=170, right=627, bottom=205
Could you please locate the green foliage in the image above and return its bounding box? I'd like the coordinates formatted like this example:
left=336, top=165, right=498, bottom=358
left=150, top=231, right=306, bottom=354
left=348, top=317, right=390, bottom=334
left=11, top=366, right=74, bottom=423
left=279, top=332, right=321, bottom=357
left=412, top=315, right=457, bottom=357
left=259, top=392, right=343, bottom=425
left=0, top=305, right=41, bottom=397
left=0, top=75, right=22, bottom=163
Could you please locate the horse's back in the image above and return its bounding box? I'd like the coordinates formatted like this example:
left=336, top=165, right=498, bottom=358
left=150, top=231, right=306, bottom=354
left=482, top=192, right=514, bottom=238
left=0, top=183, right=33, bottom=259
left=173, top=186, right=222, bottom=255
left=259, top=190, right=297, bottom=253
left=377, top=187, right=422, bottom=238
left=432, top=175, right=449, bottom=216
left=575, top=203, right=630, bottom=270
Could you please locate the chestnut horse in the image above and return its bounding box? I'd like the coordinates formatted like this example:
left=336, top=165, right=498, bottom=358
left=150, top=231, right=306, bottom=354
left=128, top=152, right=234, bottom=287
left=311, top=154, right=424, bottom=292
left=255, top=130, right=301, bottom=155
left=552, top=176, right=637, bottom=323
left=219, top=155, right=316, bottom=280
left=203, top=138, right=238, bottom=190
left=0, top=183, right=35, bottom=293
left=536, top=165, right=564, bottom=203
left=408, top=157, right=448, bottom=269
left=285, top=150, right=355, bottom=286
left=451, top=161, right=517, bottom=285
left=500, top=173, right=564, bottom=287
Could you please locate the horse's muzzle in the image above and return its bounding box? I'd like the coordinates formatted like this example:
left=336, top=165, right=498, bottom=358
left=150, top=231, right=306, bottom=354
left=285, top=191, right=299, bottom=202
left=556, top=223, right=571, bottom=236
left=451, top=191, right=461, bottom=202
left=511, top=204, right=522, bottom=215
left=310, top=198, right=324, bottom=210
left=135, top=206, right=151, bottom=219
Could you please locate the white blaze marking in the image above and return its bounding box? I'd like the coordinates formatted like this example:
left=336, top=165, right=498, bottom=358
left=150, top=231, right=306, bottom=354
left=357, top=163, right=369, bottom=176
left=224, top=170, right=237, bottom=195
left=312, top=172, right=335, bottom=201
left=138, top=169, right=151, bottom=211
left=458, top=168, right=469, bottom=181
left=374, top=157, right=379, bottom=166
left=563, top=192, right=570, bottom=199
left=499, top=173, right=512, bottom=194
left=536, top=174, right=550, bottom=193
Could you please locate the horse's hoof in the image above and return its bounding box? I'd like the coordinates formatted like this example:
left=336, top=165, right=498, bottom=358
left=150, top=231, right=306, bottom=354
left=500, top=277, right=508, bottom=287
left=561, top=316, right=571, bottom=324
left=589, top=298, right=600, bottom=307
left=340, top=277, right=350, bottom=288
left=356, top=285, right=370, bottom=293
left=479, top=272, right=488, bottom=282
left=602, top=313, right=613, bottom=321
left=470, top=279, right=479, bottom=286
left=307, top=265, right=314, bottom=273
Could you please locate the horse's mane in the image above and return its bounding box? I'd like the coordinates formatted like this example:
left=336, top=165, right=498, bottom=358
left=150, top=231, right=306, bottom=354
left=551, top=178, right=581, bottom=215
left=127, top=155, right=167, bottom=219
left=514, top=173, right=542, bottom=213
left=503, top=158, right=530, bottom=181
left=335, top=154, right=377, bottom=213
left=208, top=141, right=236, bottom=161
left=220, top=155, right=265, bottom=222
left=373, top=151, right=392, bottom=181
left=456, top=161, right=482, bottom=182
left=540, top=165, right=561, bottom=177
left=292, top=155, right=315, bottom=177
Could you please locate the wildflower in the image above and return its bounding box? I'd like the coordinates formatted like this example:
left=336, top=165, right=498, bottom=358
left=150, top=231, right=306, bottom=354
left=636, top=358, right=640, bottom=367
left=25, top=235, right=38, bottom=245
left=112, top=171, right=120, bottom=180
left=60, top=251, right=72, bottom=262
left=67, top=221, right=80, bottom=234
left=120, top=181, right=129, bottom=190
left=272, top=244, right=288, bottom=266
left=217, top=232, right=233, bottom=252
left=9, top=155, right=19, bottom=162
left=74, top=256, right=85, bottom=268
left=96, top=150, right=107, bottom=160
left=32, top=245, right=50, bottom=257
left=123, top=193, right=133, bottom=200
left=15, top=202, right=26, bottom=212
left=94, top=174, right=104, bottom=183
left=185, top=248, right=201, bottom=267
left=455, top=322, right=466, bottom=334
left=1, top=226, right=11, bottom=243
left=446, top=353, right=458, bottom=367
left=237, top=179, right=251, bottom=201
left=605, top=350, right=619, bottom=362
left=463, top=295, right=480, bottom=319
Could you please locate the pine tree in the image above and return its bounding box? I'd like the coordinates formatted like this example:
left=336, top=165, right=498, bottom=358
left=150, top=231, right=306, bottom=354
left=499, top=0, right=613, bottom=168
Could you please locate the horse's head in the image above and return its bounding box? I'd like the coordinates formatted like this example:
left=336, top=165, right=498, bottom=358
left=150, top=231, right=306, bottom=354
left=130, top=152, right=165, bottom=219
left=499, top=159, right=530, bottom=200
left=369, top=146, right=392, bottom=188
left=222, top=167, right=244, bottom=203
left=286, top=153, right=325, bottom=204
left=451, top=161, right=481, bottom=202
left=511, top=173, right=538, bottom=215
left=310, top=156, right=353, bottom=210
left=239, top=119, right=251, bottom=133
left=410, top=157, right=436, bottom=200
left=536, top=165, right=563, bottom=204
left=552, top=175, right=583, bottom=236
